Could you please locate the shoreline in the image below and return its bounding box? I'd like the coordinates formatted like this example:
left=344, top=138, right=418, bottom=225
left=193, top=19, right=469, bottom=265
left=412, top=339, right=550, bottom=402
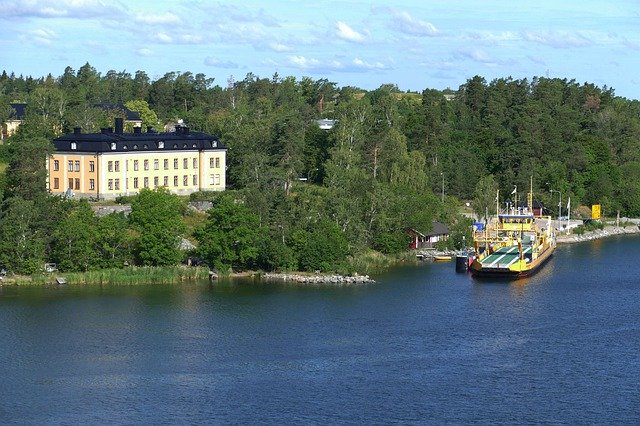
left=556, top=225, right=640, bottom=244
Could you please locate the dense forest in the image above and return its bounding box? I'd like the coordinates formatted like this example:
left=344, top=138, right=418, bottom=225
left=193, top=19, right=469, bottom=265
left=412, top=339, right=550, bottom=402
left=1, top=63, right=639, bottom=275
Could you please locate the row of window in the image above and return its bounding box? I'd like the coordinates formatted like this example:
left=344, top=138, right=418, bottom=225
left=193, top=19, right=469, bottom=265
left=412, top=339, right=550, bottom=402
left=52, top=174, right=222, bottom=191
left=52, top=157, right=222, bottom=173
left=69, top=141, right=219, bottom=151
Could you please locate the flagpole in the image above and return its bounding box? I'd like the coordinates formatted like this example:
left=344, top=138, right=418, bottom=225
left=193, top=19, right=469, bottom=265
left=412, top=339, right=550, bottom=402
left=567, top=196, right=571, bottom=230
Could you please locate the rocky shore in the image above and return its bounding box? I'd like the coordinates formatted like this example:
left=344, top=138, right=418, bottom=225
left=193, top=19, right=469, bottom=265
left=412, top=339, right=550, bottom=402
left=262, top=272, right=375, bottom=285
left=556, top=225, right=640, bottom=244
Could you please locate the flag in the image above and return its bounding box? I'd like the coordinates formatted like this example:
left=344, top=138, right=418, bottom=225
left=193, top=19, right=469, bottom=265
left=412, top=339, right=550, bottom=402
left=511, top=186, right=517, bottom=195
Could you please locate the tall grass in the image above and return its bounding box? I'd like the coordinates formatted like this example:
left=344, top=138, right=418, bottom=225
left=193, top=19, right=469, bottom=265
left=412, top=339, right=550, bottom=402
left=8, top=266, right=210, bottom=286
left=342, top=250, right=417, bottom=275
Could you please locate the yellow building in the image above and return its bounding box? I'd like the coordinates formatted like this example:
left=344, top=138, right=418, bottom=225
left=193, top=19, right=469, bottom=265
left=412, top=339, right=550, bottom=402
left=48, top=118, right=226, bottom=199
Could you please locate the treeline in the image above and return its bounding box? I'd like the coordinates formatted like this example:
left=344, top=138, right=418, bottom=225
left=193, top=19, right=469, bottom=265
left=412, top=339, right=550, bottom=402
left=1, top=64, right=639, bottom=274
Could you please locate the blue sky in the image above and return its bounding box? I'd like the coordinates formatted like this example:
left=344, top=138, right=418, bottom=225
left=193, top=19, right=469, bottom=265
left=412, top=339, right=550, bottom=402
left=2, top=0, right=640, bottom=99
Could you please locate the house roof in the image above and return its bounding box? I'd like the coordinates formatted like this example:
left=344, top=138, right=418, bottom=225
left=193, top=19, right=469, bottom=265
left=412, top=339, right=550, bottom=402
left=93, top=102, right=142, bottom=121
left=407, top=221, right=450, bottom=237
left=53, top=124, right=225, bottom=154
left=425, top=221, right=449, bottom=237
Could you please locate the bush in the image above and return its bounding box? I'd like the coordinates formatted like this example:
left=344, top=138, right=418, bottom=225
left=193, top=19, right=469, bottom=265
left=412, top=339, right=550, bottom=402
left=372, top=231, right=410, bottom=255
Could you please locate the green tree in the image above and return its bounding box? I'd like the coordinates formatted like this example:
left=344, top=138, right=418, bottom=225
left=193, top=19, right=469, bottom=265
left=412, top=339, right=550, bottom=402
left=124, top=99, right=159, bottom=129
left=5, top=133, right=53, bottom=201
left=195, top=195, right=266, bottom=271
left=297, top=219, right=349, bottom=272
left=50, top=200, right=98, bottom=271
left=95, top=212, right=134, bottom=268
left=0, top=197, right=46, bottom=274
left=472, top=174, right=499, bottom=223
left=129, top=188, right=185, bottom=266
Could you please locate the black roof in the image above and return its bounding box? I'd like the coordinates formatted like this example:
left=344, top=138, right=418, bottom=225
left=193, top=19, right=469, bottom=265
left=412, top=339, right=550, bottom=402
left=93, top=102, right=141, bottom=121
left=9, top=103, right=27, bottom=120
left=425, top=221, right=449, bottom=237
left=53, top=126, right=225, bottom=153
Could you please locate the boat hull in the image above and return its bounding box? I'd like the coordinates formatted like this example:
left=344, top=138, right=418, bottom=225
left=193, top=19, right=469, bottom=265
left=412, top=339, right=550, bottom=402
left=471, top=246, right=554, bottom=279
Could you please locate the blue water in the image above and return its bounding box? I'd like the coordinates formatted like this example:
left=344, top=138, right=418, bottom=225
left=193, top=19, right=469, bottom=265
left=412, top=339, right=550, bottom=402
left=0, top=236, right=639, bottom=424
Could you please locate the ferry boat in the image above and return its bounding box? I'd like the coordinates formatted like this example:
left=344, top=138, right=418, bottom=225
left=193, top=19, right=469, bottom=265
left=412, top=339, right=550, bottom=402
left=470, top=185, right=556, bottom=278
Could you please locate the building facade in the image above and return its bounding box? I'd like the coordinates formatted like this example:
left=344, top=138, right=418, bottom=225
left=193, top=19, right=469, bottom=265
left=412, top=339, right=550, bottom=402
left=48, top=118, right=226, bottom=199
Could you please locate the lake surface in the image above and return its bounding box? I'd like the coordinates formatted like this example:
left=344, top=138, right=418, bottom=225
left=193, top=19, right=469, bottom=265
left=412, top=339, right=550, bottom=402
left=1, top=236, right=639, bottom=424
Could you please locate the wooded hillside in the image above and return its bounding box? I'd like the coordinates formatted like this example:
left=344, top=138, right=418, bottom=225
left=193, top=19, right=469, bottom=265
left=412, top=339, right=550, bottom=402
left=1, top=64, right=638, bottom=274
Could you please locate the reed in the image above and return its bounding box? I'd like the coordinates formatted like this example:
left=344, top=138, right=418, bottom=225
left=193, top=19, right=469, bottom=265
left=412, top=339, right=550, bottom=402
left=343, top=250, right=416, bottom=275
left=4, top=266, right=210, bottom=286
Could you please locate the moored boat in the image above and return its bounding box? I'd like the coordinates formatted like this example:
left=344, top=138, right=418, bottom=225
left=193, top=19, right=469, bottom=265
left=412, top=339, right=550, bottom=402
left=434, top=255, right=452, bottom=262
left=470, top=183, right=556, bottom=278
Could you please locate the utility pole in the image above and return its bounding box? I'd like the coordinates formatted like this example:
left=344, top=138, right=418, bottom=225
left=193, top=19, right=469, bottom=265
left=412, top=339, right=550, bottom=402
left=441, top=172, right=444, bottom=203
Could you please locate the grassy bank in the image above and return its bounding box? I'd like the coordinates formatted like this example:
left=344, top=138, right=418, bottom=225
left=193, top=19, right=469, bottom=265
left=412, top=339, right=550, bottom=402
left=4, top=266, right=211, bottom=286
left=0, top=250, right=417, bottom=287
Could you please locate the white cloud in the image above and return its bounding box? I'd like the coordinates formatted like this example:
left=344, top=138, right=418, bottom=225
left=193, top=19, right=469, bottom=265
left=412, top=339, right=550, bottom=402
left=134, top=12, right=182, bottom=25
left=23, top=27, right=57, bottom=45
left=1, top=0, right=123, bottom=20
left=153, top=32, right=173, bottom=43
left=136, top=48, right=153, bottom=57
left=352, top=58, right=389, bottom=70
left=458, top=48, right=500, bottom=65
left=289, top=55, right=323, bottom=69
left=523, top=31, right=592, bottom=48
left=467, top=31, right=519, bottom=43
left=336, top=21, right=366, bottom=43
left=390, top=10, right=439, bottom=37
left=269, top=42, right=292, bottom=52
left=204, top=57, right=238, bottom=69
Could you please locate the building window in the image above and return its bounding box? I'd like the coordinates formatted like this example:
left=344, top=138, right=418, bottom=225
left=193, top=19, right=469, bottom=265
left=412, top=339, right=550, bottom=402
left=193, top=175, right=197, bottom=185
left=53, top=178, right=59, bottom=189
left=154, top=159, right=159, bottom=170
left=114, top=179, right=120, bottom=191
left=89, top=179, right=95, bottom=190
left=75, top=161, right=80, bottom=172
left=108, top=179, right=113, bottom=190
left=68, top=178, right=73, bottom=189
left=144, top=177, right=149, bottom=188
left=193, top=158, right=198, bottom=169
left=108, top=161, right=113, bottom=172
left=75, top=178, right=80, bottom=190
left=183, top=158, right=188, bottom=169
left=134, top=160, right=139, bottom=171
left=115, top=161, right=120, bottom=172
left=183, top=175, right=188, bottom=186
left=54, top=160, right=59, bottom=171
left=215, top=157, right=220, bottom=168
left=174, top=176, right=178, bottom=186
left=71, top=142, right=77, bottom=150
left=68, top=161, right=73, bottom=172
left=174, top=158, right=178, bottom=169
left=89, top=161, right=95, bottom=172
left=209, top=158, right=214, bottom=168
left=154, top=176, right=159, bottom=187
left=133, top=177, right=139, bottom=189
left=209, top=174, right=214, bottom=185
left=111, top=143, right=117, bottom=150
left=214, top=174, right=220, bottom=185
left=164, top=159, right=169, bottom=170
left=144, top=160, right=149, bottom=171
left=163, top=176, right=168, bottom=186
left=158, top=141, right=164, bottom=149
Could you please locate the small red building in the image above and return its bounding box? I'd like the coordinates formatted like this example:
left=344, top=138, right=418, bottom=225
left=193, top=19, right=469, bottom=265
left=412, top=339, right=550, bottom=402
left=407, top=222, right=449, bottom=250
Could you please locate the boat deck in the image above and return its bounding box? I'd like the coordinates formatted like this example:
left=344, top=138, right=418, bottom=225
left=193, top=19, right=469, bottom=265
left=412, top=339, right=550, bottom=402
left=480, top=245, right=532, bottom=268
